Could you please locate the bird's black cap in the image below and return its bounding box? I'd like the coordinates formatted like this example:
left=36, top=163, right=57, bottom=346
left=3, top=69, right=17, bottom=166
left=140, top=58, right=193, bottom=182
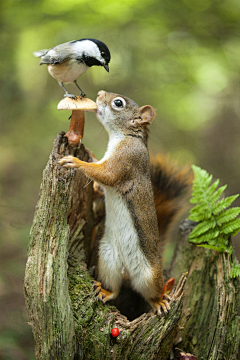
left=71, top=38, right=111, bottom=64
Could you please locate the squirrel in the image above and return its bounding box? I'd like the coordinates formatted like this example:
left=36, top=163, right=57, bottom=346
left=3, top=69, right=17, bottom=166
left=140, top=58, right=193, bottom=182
left=59, top=90, right=192, bottom=316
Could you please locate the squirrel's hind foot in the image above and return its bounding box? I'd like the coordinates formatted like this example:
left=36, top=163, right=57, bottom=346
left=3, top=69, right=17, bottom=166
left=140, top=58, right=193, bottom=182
left=91, top=280, right=118, bottom=303
left=149, top=296, right=171, bottom=316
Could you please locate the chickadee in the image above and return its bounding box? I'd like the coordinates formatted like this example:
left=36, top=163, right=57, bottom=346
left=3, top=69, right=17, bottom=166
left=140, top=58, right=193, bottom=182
left=33, top=38, right=111, bottom=98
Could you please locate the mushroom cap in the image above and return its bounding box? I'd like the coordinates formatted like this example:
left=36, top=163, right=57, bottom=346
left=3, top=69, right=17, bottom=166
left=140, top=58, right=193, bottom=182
left=57, top=96, right=97, bottom=112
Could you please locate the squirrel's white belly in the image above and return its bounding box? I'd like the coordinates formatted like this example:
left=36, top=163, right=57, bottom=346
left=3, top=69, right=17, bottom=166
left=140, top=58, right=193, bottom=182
left=98, top=186, right=153, bottom=298
left=48, top=60, right=89, bottom=83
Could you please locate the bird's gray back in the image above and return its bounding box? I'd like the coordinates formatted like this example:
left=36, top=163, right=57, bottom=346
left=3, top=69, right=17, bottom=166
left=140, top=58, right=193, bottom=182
left=39, top=42, right=74, bottom=65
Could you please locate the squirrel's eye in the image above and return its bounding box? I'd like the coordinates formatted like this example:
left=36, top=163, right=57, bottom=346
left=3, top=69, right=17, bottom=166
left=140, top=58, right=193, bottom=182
left=112, top=97, right=126, bottom=110
left=114, top=100, right=123, bottom=107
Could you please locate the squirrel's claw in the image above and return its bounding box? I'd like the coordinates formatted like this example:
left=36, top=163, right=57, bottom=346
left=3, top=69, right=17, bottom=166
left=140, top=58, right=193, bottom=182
left=150, top=297, right=171, bottom=316
left=150, top=274, right=187, bottom=317
left=91, top=280, right=118, bottom=303
left=92, top=280, right=102, bottom=296
left=163, top=293, right=171, bottom=301
left=58, top=155, right=80, bottom=169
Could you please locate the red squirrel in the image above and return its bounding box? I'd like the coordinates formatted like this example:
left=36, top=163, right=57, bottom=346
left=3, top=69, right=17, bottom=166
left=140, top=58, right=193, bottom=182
left=59, top=90, right=192, bottom=315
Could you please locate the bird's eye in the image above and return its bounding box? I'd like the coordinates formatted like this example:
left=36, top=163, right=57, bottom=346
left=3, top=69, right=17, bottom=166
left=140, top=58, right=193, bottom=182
left=101, top=51, right=105, bottom=56
left=112, top=97, right=126, bottom=110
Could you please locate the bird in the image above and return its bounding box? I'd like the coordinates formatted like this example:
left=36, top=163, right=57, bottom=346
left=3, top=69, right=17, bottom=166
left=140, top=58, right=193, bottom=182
left=33, top=38, right=111, bottom=98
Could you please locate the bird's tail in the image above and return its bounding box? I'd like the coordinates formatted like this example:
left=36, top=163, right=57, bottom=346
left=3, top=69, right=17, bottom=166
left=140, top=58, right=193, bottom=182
left=33, top=49, right=49, bottom=58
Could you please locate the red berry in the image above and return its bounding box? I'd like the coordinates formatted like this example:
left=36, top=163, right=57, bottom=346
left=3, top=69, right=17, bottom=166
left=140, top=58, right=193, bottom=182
left=111, top=328, right=119, bottom=338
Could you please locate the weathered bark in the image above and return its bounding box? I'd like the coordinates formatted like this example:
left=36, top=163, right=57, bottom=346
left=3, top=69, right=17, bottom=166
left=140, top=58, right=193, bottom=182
left=24, top=133, right=240, bottom=360
left=170, top=220, right=240, bottom=360
left=24, top=133, right=76, bottom=359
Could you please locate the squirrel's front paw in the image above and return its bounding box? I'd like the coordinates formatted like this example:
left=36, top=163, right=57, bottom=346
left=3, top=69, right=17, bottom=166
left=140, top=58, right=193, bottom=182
left=91, top=280, right=118, bottom=303
left=58, top=155, right=79, bottom=168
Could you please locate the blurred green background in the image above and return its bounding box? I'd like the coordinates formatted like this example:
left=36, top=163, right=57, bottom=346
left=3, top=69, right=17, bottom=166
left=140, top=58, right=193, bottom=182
left=1, top=0, right=240, bottom=358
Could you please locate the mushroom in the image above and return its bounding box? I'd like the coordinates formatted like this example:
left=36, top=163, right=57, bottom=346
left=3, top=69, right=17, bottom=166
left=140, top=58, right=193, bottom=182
left=57, top=96, right=97, bottom=147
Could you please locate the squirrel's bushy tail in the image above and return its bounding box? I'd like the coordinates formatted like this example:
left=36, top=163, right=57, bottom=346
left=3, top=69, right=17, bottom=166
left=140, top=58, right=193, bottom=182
left=150, top=155, right=193, bottom=243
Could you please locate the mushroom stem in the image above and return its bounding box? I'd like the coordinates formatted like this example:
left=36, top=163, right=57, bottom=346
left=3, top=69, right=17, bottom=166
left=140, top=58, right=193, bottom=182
left=57, top=96, right=97, bottom=147
left=64, top=110, right=85, bottom=147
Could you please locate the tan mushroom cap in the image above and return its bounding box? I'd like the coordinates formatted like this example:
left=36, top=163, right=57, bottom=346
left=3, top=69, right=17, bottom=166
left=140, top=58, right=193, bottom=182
left=57, top=96, right=97, bottom=112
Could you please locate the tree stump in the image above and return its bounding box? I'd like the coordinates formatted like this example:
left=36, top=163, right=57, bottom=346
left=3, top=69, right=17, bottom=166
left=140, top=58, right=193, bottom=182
left=24, top=133, right=240, bottom=359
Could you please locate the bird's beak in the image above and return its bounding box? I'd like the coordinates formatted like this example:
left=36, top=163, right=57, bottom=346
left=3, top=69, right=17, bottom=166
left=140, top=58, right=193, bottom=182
left=103, top=64, right=109, bottom=72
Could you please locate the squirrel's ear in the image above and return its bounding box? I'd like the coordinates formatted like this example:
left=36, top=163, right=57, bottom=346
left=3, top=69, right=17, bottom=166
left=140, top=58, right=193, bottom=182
left=138, top=105, right=155, bottom=125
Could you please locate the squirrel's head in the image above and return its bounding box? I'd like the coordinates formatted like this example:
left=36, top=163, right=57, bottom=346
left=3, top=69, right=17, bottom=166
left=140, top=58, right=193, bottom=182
left=96, top=90, right=155, bottom=140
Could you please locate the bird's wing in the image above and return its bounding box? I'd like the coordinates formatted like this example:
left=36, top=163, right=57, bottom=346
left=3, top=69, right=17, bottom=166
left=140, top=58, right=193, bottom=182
left=37, top=43, right=73, bottom=65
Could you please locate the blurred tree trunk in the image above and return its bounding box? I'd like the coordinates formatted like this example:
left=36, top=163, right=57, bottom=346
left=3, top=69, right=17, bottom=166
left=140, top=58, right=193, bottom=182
left=24, top=133, right=240, bottom=360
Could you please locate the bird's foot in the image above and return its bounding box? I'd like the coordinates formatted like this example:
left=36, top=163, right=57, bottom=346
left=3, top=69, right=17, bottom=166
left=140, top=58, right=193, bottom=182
left=80, top=91, right=86, bottom=98
left=64, top=93, right=77, bottom=99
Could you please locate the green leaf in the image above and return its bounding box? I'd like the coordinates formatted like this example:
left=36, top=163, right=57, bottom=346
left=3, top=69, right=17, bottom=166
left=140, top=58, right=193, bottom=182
left=208, top=185, right=227, bottom=205
left=191, top=165, right=212, bottom=189
left=189, top=212, right=205, bottom=222
left=212, top=195, right=239, bottom=215
left=189, top=229, right=219, bottom=244
left=189, top=165, right=240, bottom=257
left=190, top=192, right=208, bottom=204
left=190, top=203, right=209, bottom=213
left=227, top=246, right=233, bottom=256
left=197, top=244, right=225, bottom=252
left=189, top=218, right=216, bottom=238
left=206, top=179, right=220, bottom=196
left=189, top=205, right=212, bottom=221
left=230, top=264, right=240, bottom=278
left=231, top=228, right=240, bottom=237
left=216, top=207, right=240, bottom=226
left=221, top=218, right=240, bottom=235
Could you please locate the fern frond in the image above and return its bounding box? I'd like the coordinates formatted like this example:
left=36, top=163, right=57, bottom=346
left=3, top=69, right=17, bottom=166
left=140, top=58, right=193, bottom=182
left=212, top=195, right=239, bottom=215
left=190, top=194, right=206, bottom=204
left=206, top=179, right=220, bottom=196
left=208, top=185, right=227, bottom=205
left=197, top=244, right=226, bottom=252
left=230, top=263, right=240, bottom=278
left=188, top=165, right=240, bottom=252
left=189, top=229, right=219, bottom=244
left=189, top=218, right=216, bottom=239
left=227, top=246, right=233, bottom=256
left=221, top=218, right=240, bottom=235
left=189, top=211, right=210, bottom=222
left=216, top=207, right=240, bottom=226
left=191, top=165, right=212, bottom=190
left=189, top=203, right=212, bottom=221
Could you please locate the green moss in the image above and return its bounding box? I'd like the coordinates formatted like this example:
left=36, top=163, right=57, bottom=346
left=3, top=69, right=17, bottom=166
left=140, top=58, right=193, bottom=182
left=67, top=247, right=117, bottom=359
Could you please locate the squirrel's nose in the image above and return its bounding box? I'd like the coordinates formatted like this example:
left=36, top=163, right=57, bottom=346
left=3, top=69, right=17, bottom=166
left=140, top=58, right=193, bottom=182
left=97, top=90, right=105, bottom=98
left=96, top=90, right=106, bottom=103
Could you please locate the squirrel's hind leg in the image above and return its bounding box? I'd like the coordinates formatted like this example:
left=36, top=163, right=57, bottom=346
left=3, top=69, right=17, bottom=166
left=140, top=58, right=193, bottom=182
left=94, top=237, right=123, bottom=304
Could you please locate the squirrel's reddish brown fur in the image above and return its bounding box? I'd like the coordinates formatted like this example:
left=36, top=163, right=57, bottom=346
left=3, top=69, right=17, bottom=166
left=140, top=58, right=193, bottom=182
left=59, top=90, right=192, bottom=316
left=150, top=155, right=193, bottom=242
